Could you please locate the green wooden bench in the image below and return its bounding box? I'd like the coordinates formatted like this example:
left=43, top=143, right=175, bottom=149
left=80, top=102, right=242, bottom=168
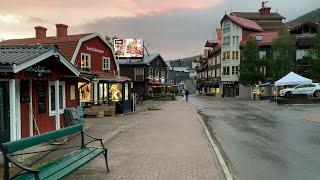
left=1, top=124, right=109, bottom=180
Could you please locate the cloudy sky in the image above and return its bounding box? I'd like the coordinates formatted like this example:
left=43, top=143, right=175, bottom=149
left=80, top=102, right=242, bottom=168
left=0, top=0, right=319, bottom=59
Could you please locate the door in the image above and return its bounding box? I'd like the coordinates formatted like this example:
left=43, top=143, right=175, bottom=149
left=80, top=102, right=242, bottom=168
left=0, top=82, right=10, bottom=147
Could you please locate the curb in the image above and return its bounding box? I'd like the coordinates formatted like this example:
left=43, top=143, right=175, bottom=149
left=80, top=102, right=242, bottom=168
left=190, top=103, right=233, bottom=180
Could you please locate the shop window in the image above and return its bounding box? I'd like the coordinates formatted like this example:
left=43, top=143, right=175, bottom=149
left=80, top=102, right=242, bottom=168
left=149, top=68, right=153, bottom=78
left=79, top=82, right=93, bottom=103
left=81, top=53, right=91, bottom=70
left=70, top=85, right=76, bottom=100
left=49, top=81, right=66, bottom=116
left=109, top=83, right=122, bottom=104
left=154, top=68, right=160, bottom=78
left=135, top=67, right=144, bottom=81
left=99, top=83, right=108, bottom=103
left=103, top=57, right=110, bottom=71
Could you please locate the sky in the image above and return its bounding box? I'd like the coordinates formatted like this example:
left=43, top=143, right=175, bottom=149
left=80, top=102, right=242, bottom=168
left=0, top=0, right=319, bottom=60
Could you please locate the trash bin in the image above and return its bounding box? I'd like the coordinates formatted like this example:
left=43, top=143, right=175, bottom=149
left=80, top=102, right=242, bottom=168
left=116, top=101, right=124, bottom=114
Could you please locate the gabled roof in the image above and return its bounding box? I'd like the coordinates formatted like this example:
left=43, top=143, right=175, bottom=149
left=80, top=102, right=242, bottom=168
left=288, top=21, right=319, bottom=31
left=231, top=12, right=285, bottom=20
left=205, top=40, right=219, bottom=48
left=0, top=33, right=92, bottom=60
left=0, top=44, right=79, bottom=75
left=240, top=31, right=278, bottom=46
left=118, top=53, right=166, bottom=66
left=221, top=14, right=263, bottom=31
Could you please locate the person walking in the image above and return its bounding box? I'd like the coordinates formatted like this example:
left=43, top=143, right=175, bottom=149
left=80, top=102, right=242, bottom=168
left=185, top=89, right=189, bottom=102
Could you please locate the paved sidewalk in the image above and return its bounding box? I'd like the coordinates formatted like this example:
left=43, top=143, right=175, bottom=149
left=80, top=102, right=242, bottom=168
left=68, top=101, right=224, bottom=180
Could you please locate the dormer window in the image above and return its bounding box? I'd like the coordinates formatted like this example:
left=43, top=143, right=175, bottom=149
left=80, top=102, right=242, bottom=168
left=255, top=35, right=263, bottom=41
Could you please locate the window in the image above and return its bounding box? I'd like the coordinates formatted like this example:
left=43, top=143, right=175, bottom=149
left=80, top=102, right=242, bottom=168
left=223, top=36, right=230, bottom=46
left=222, top=22, right=231, bottom=33
left=296, top=49, right=311, bottom=60
left=223, top=51, right=230, bottom=60
left=49, top=81, right=65, bottom=116
left=134, top=67, right=144, bottom=81
left=81, top=53, right=91, bottom=69
left=149, top=68, right=153, bottom=78
left=70, top=85, right=75, bottom=100
left=232, top=66, right=239, bottom=75
left=102, top=57, right=110, bottom=71
left=232, top=36, right=239, bottom=45
left=223, top=66, right=230, bottom=76
left=256, top=35, right=263, bottom=41
left=232, top=51, right=239, bottom=60
left=260, top=66, right=266, bottom=75
left=155, top=68, right=160, bottom=77
left=233, top=24, right=239, bottom=31
left=259, top=51, right=267, bottom=59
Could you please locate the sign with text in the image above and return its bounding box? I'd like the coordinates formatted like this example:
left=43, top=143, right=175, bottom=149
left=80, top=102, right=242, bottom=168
left=114, top=39, right=144, bottom=58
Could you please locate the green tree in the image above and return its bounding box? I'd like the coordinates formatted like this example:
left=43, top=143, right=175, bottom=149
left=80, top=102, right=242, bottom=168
left=309, top=26, right=320, bottom=81
left=239, top=37, right=264, bottom=86
left=268, top=27, right=296, bottom=81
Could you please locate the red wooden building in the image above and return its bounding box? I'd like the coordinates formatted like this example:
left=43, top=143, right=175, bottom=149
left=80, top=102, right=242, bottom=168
left=0, top=45, right=80, bottom=145
left=0, top=24, right=132, bottom=144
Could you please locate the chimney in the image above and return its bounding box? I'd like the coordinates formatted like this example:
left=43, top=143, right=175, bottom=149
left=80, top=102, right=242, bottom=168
left=259, top=1, right=271, bottom=14
left=56, top=24, right=68, bottom=37
left=35, top=26, right=47, bottom=38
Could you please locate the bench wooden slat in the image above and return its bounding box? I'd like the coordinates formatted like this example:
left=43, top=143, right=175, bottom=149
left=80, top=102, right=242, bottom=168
left=14, top=148, right=104, bottom=180
left=2, top=125, right=83, bottom=154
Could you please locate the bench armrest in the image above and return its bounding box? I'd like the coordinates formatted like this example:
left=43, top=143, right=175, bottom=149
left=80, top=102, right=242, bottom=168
left=5, top=154, right=40, bottom=173
left=82, top=131, right=102, bottom=141
left=82, top=131, right=105, bottom=148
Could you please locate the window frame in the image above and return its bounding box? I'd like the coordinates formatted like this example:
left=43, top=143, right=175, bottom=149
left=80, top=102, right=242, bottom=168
left=102, top=57, right=111, bottom=71
left=48, top=81, right=66, bottom=117
left=81, top=53, right=91, bottom=69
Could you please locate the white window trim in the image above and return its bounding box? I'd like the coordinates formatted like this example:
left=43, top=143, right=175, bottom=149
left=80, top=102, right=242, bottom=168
left=49, top=81, right=66, bottom=116
left=81, top=53, right=91, bottom=69
left=102, top=57, right=111, bottom=71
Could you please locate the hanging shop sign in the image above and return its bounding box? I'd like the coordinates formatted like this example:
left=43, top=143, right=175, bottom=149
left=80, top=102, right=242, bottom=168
left=86, top=46, right=104, bottom=54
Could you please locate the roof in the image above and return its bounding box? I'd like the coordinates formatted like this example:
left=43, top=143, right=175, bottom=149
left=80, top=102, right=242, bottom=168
left=205, top=40, right=219, bottom=48
left=0, top=44, right=79, bottom=75
left=275, top=72, right=312, bottom=86
left=216, top=28, right=222, bottom=42
left=288, top=21, right=319, bottom=31
left=241, top=31, right=278, bottom=46
left=118, top=53, right=162, bottom=65
left=0, top=33, right=92, bottom=60
left=0, top=44, right=56, bottom=66
left=168, top=55, right=199, bottom=68
left=221, top=14, right=263, bottom=31
left=256, top=21, right=288, bottom=31
left=231, top=12, right=285, bottom=20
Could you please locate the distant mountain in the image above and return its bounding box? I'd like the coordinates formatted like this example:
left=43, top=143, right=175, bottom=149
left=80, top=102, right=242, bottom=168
left=168, top=55, right=199, bottom=68
left=288, top=8, right=320, bottom=26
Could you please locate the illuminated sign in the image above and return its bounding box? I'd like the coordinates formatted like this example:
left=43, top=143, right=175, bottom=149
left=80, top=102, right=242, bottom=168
left=114, top=39, right=144, bottom=58
left=109, top=83, right=122, bottom=102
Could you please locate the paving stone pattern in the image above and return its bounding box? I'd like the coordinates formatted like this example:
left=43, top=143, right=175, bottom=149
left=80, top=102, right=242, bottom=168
left=68, top=101, right=224, bottom=180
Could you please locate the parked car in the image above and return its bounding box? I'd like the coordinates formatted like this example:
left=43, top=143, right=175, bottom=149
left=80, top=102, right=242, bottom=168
left=279, top=83, right=320, bottom=98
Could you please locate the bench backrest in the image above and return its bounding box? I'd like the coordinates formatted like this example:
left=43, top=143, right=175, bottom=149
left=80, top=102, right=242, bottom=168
left=2, top=124, right=83, bottom=154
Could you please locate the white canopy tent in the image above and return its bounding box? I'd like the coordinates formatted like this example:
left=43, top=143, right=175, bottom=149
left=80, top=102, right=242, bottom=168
left=275, top=72, right=312, bottom=87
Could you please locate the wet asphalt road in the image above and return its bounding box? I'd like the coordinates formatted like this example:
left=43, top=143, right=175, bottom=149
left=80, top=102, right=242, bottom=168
left=190, top=96, right=320, bottom=180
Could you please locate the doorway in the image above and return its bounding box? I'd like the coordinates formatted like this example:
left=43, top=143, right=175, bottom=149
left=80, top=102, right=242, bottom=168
left=0, top=81, right=10, bottom=147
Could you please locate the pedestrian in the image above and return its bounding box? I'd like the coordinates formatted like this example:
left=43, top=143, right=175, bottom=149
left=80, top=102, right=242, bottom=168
left=185, top=89, right=189, bottom=102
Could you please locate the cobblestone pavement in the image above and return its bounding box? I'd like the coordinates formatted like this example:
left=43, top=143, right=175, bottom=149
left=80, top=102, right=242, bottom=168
left=68, top=101, right=224, bottom=180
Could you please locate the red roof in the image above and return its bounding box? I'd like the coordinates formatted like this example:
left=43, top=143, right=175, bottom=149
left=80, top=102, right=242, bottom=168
left=216, top=28, right=222, bottom=42
left=222, top=14, right=263, bottom=31
left=240, top=31, right=278, bottom=46
left=0, top=33, right=92, bottom=60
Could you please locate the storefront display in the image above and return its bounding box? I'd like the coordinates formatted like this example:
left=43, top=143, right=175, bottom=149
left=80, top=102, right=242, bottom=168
left=125, top=83, right=129, bottom=100
left=109, top=83, right=122, bottom=103
left=79, top=83, right=93, bottom=103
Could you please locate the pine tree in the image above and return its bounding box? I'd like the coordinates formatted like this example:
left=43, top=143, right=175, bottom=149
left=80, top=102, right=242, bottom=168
left=239, top=37, right=264, bottom=86
left=268, top=27, right=296, bottom=81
